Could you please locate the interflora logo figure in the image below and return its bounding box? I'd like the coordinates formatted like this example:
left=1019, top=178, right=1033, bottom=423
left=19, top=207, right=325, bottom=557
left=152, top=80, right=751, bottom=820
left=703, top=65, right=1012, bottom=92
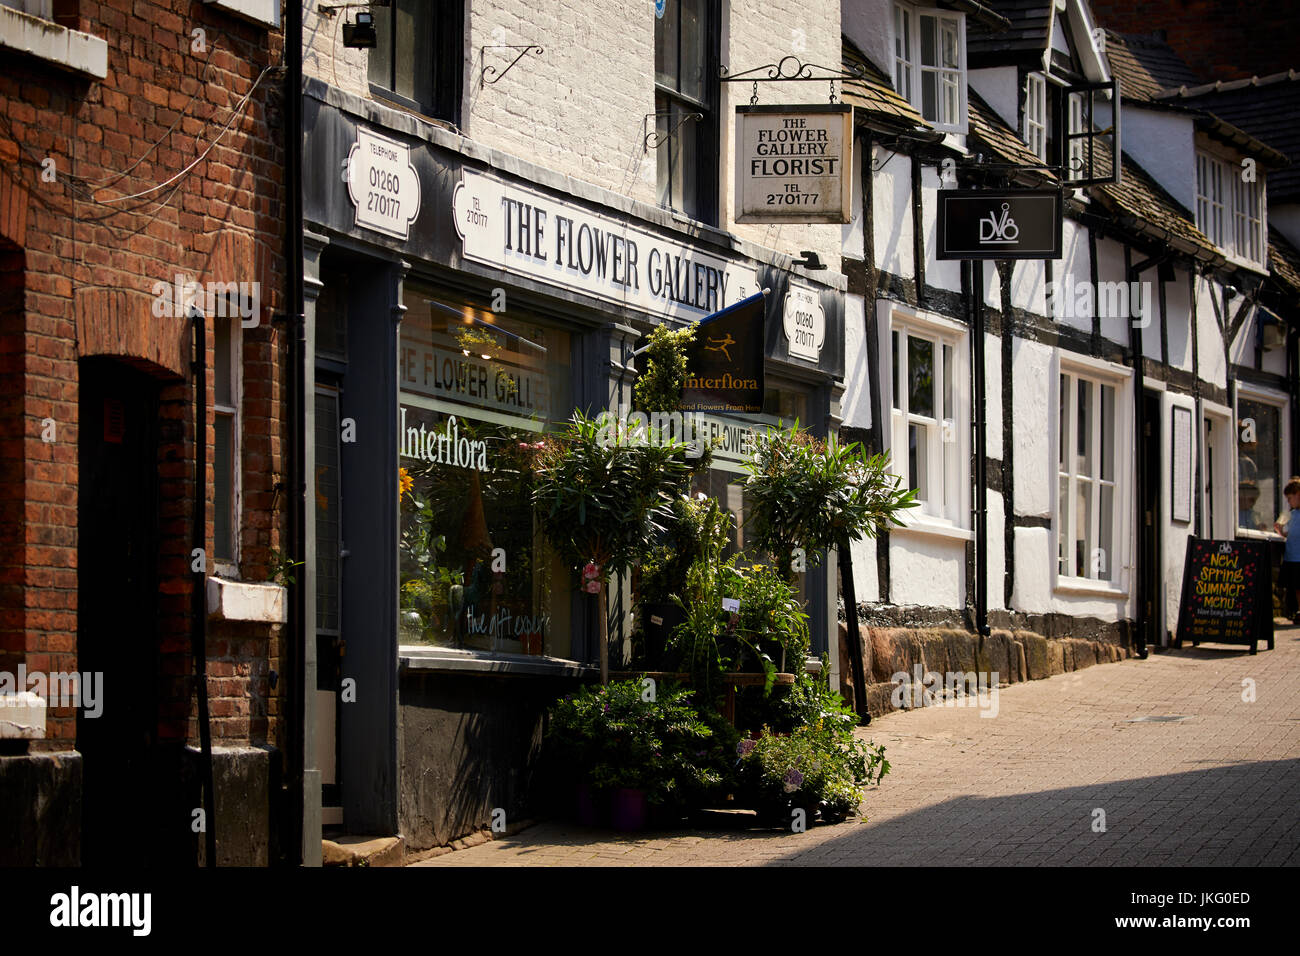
left=979, top=202, right=1019, bottom=243
left=704, top=332, right=736, bottom=362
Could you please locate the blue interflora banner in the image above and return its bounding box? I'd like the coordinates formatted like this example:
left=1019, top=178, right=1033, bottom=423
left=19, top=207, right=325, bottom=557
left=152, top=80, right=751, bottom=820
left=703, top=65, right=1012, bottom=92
left=680, top=292, right=766, bottom=414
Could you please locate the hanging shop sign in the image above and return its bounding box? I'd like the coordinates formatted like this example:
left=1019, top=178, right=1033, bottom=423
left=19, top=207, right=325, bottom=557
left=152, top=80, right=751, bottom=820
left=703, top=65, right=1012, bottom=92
left=680, top=291, right=766, bottom=415
left=453, top=170, right=758, bottom=323
left=936, top=189, right=1062, bottom=260
left=734, top=105, right=853, bottom=224
left=346, top=127, right=422, bottom=240
left=1174, top=538, right=1274, bottom=654
left=783, top=284, right=825, bottom=361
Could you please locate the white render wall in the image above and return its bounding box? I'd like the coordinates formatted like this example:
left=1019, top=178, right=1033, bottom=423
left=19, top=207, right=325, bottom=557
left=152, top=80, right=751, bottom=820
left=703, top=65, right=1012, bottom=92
left=307, top=0, right=845, bottom=269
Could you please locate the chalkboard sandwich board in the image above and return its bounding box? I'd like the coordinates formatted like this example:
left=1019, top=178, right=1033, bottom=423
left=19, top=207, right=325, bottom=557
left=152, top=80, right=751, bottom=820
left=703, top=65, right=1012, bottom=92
left=1174, top=537, right=1275, bottom=655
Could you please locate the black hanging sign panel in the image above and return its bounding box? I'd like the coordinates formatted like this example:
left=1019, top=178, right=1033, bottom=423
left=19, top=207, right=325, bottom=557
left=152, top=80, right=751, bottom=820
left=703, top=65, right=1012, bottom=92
left=1174, top=537, right=1275, bottom=655
left=936, top=189, right=1063, bottom=260
left=679, top=291, right=766, bottom=415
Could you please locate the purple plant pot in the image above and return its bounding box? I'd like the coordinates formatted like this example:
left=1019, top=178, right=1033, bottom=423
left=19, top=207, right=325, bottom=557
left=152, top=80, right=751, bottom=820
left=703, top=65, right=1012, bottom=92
left=610, top=787, right=648, bottom=832
left=575, top=783, right=600, bottom=826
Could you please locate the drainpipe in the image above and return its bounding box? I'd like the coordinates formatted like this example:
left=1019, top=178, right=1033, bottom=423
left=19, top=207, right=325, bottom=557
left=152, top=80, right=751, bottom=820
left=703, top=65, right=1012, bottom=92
left=284, top=0, right=309, bottom=866
left=190, top=306, right=217, bottom=866
left=971, top=259, right=990, bottom=640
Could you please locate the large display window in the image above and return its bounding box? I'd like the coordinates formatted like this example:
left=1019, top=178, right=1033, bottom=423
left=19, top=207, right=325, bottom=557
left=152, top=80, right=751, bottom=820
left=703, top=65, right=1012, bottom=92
left=397, top=285, right=574, bottom=656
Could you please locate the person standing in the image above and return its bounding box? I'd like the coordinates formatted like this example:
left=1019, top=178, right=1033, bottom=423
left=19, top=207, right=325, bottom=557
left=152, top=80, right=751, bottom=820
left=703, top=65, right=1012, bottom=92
left=1273, top=477, right=1300, bottom=624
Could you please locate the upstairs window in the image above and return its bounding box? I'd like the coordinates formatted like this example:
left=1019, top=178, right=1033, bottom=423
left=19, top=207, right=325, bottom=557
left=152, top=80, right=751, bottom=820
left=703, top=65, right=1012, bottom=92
left=368, top=0, right=463, bottom=124
left=654, top=0, right=720, bottom=225
left=1196, top=149, right=1266, bottom=267
left=1023, top=72, right=1047, bottom=162
left=892, top=3, right=966, bottom=134
left=213, top=314, right=240, bottom=567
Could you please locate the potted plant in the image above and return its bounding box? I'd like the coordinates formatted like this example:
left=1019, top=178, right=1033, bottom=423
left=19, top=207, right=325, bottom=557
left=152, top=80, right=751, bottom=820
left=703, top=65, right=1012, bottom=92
left=547, top=678, right=725, bottom=829
left=531, top=410, right=694, bottom=682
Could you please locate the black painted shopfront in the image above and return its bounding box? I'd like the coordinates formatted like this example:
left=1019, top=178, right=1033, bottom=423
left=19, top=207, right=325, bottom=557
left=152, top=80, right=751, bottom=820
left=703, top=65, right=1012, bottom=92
left=300, top=78, right=846, bottom=848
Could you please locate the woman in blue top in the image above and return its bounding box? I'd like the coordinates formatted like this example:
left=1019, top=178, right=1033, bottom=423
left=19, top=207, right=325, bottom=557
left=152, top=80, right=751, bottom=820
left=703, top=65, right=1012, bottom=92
left=1273, top=477, right=1300, bottom=624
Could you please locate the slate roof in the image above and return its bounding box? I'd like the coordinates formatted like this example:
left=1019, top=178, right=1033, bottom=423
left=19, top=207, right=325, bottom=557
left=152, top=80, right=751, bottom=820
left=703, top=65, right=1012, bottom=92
left=1092, top=153, right=1222, bottom=264
left=966, top=0, right=1052, bottom=66
left=1268, top=227, right=1300, bottom=296
left=1157, top=71, right=1300, bottom=202
left=1103, top=30, right=1202, bottom=102
left=966, top=88, right=1057, bottom=186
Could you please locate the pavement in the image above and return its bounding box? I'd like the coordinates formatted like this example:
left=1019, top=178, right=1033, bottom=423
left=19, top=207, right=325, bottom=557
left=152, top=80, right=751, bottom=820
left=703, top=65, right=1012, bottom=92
left=410, top=625, right=1300, bottom=866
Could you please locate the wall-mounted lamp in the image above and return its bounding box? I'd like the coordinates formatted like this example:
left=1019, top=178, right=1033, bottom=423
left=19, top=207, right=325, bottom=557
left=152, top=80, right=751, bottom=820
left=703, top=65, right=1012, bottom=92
left=791, top=250, right=826, bottom=270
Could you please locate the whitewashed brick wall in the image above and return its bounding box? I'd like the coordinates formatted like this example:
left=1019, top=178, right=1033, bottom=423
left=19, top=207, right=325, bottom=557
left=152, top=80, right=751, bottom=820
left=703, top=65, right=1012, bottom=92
left=306, top=0, right=844, bottom=267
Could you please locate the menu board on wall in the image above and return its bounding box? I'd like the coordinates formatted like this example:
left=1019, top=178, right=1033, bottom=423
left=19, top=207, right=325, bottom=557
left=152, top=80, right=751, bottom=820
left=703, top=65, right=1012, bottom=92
left=1174, top=538, right=1275, bottom=654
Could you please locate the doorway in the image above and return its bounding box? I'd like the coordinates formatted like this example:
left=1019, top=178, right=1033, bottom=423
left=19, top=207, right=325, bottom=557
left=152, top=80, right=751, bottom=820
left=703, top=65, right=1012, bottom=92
left=77, top=358, right=161, bottom=864
left=1139, top=390, right=1164, bottom=649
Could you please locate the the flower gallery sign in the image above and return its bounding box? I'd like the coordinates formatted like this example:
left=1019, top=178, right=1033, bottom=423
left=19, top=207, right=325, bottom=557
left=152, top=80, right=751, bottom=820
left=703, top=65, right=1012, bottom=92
left=452, top=170, right=759, bottom=323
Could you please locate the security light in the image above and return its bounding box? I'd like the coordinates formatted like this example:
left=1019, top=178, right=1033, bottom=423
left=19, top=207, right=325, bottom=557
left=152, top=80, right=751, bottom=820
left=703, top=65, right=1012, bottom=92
left=343, top=11, right=377, bottom=48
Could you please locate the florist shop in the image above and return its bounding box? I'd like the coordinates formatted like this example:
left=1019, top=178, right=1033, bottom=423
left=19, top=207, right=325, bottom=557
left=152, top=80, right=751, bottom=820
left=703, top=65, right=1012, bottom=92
left=300, top=78, right=846, bottom=848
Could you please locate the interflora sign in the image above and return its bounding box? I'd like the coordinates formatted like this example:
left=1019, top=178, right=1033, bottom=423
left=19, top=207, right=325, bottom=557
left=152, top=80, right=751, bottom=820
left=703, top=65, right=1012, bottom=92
left=735, top=105, right=852, bottom=224
left=346, top=127, right=421, bottom=240
left=936, top=189, right=1062, bottom=260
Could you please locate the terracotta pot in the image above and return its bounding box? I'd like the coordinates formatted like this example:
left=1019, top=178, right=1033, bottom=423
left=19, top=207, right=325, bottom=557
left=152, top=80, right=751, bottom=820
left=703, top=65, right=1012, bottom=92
left=575, top=783, right=601, bottom=827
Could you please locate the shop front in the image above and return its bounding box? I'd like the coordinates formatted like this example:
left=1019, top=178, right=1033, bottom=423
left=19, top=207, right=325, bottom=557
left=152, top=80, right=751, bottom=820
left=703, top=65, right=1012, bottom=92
left=300, top=78, right=845, bottom=848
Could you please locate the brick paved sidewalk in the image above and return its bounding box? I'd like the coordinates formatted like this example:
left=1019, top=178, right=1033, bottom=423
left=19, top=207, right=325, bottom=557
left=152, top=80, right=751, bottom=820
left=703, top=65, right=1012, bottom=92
left=411, top=627, right=1300, bottom=866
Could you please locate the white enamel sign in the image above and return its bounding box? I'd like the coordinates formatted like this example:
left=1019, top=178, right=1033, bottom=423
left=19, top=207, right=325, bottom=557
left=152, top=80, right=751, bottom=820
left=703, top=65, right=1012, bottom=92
left=783, top=285, right=825, bottom=361
left=452, top=170, right=758, bottom=323
left=735, top=106, right=852, bottom=224
left=347, top=127, right=421, bottom=240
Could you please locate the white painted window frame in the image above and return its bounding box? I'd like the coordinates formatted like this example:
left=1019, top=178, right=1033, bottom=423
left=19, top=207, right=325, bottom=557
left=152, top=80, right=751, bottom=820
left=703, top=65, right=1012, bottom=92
left=892, top=2, right=968, bottom=135
left=883, top=305, right=970, bottom=534
left=1052, top=352, right=1132, bottom=596
left=1196, top=147, right=1267, bottom=269
left=1233, top=382, right=1289, bottom=540
left=1200, top=400, right=1234, bottom=541
left=1023, top=71, right=1047, bottom=162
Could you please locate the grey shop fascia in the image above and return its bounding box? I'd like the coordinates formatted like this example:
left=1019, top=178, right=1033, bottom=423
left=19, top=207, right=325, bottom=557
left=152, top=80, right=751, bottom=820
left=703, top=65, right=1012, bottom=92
left=297, top=78, right=845, bottom=836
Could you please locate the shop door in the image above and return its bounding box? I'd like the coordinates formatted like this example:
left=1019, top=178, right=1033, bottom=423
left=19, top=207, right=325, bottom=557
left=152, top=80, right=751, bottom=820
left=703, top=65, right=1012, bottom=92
left=315, top=384, right=344, bottom=827
left=1139, top=390, right=1164, bottom=649
left=77, top=358, right=161, bottom=864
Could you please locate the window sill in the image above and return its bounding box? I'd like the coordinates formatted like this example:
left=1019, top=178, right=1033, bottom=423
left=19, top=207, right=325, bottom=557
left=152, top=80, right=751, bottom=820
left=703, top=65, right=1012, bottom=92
left=202, top=0, right=280, bottom=28
left=0, top=6, right=107, bottom=79
left=1236, top=529, right=1282, bottom=542
left=207, top=577, right=288, bottom=623
left=1053, top=577, right=1127, bottom=599
left=398, top=646, right=595, bottom=678
left=891, top=516, right=974, bottom=542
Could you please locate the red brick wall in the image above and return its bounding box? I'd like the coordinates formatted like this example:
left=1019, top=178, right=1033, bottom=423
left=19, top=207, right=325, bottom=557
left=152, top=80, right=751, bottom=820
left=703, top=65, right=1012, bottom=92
left=1090, top=0, right=1300, bottom=82
left=0, top=2, right=286, bottom=754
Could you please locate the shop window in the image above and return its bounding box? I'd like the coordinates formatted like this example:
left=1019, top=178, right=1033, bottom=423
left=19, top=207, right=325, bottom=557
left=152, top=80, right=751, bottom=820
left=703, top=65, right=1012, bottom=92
left=1237, top=395, right=1284, bottom=533
left=654, top=0, right=719, bottom=225
left=213, top=314, right=239, bottom=566
left=368, top=0, right=463, bottom=124
left=397, top=287, right=573, bottom=657
left=1023, top=72, right=1047, bottom=162
left=888, top=314, right=966, bottom=525
left=1057, top=370, right=1119, bottom=581
left=892, top=3, right=966, bottom=134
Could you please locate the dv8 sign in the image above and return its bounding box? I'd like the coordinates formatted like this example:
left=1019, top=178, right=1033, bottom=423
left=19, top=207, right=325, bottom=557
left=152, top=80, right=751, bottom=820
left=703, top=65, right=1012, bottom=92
left=346, top=127, right=422, bottom=240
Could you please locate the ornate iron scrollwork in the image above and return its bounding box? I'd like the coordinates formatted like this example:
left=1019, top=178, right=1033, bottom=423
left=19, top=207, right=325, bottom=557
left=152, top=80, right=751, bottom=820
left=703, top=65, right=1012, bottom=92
left=480, top=45, right=544, bottom=89
left=719, top=56, right=866, bottom=105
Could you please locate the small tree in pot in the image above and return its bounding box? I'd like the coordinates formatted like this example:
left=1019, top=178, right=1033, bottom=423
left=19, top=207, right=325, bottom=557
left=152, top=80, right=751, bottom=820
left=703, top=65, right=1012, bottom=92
left=531, top=410, right=694, bottom=682
left=742, top=424, right=916, bottom=720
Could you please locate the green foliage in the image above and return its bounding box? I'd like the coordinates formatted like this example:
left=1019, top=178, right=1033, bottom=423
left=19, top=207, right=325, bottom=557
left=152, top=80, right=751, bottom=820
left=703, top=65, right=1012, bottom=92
left=531, top=411, right=695, bottom=581
left=736, top=720, right=890, bottom=824
left=742, top=424, right=917, bottom=579
left=638, top=493, right=732, bottom=607
left=634, top=322, right=696, bottom=413
left=268, top=549, right=304, bottom=586
left=547, top=678, right=729, bottom=805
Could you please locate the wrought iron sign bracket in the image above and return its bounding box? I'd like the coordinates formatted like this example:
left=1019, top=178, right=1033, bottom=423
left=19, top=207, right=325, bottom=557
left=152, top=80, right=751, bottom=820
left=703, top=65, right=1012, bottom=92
left=643, top=110, right=703, bottom=154
left=480, top=44, right=544, bottom=89
left=719, top=56, right=867, bottom=105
